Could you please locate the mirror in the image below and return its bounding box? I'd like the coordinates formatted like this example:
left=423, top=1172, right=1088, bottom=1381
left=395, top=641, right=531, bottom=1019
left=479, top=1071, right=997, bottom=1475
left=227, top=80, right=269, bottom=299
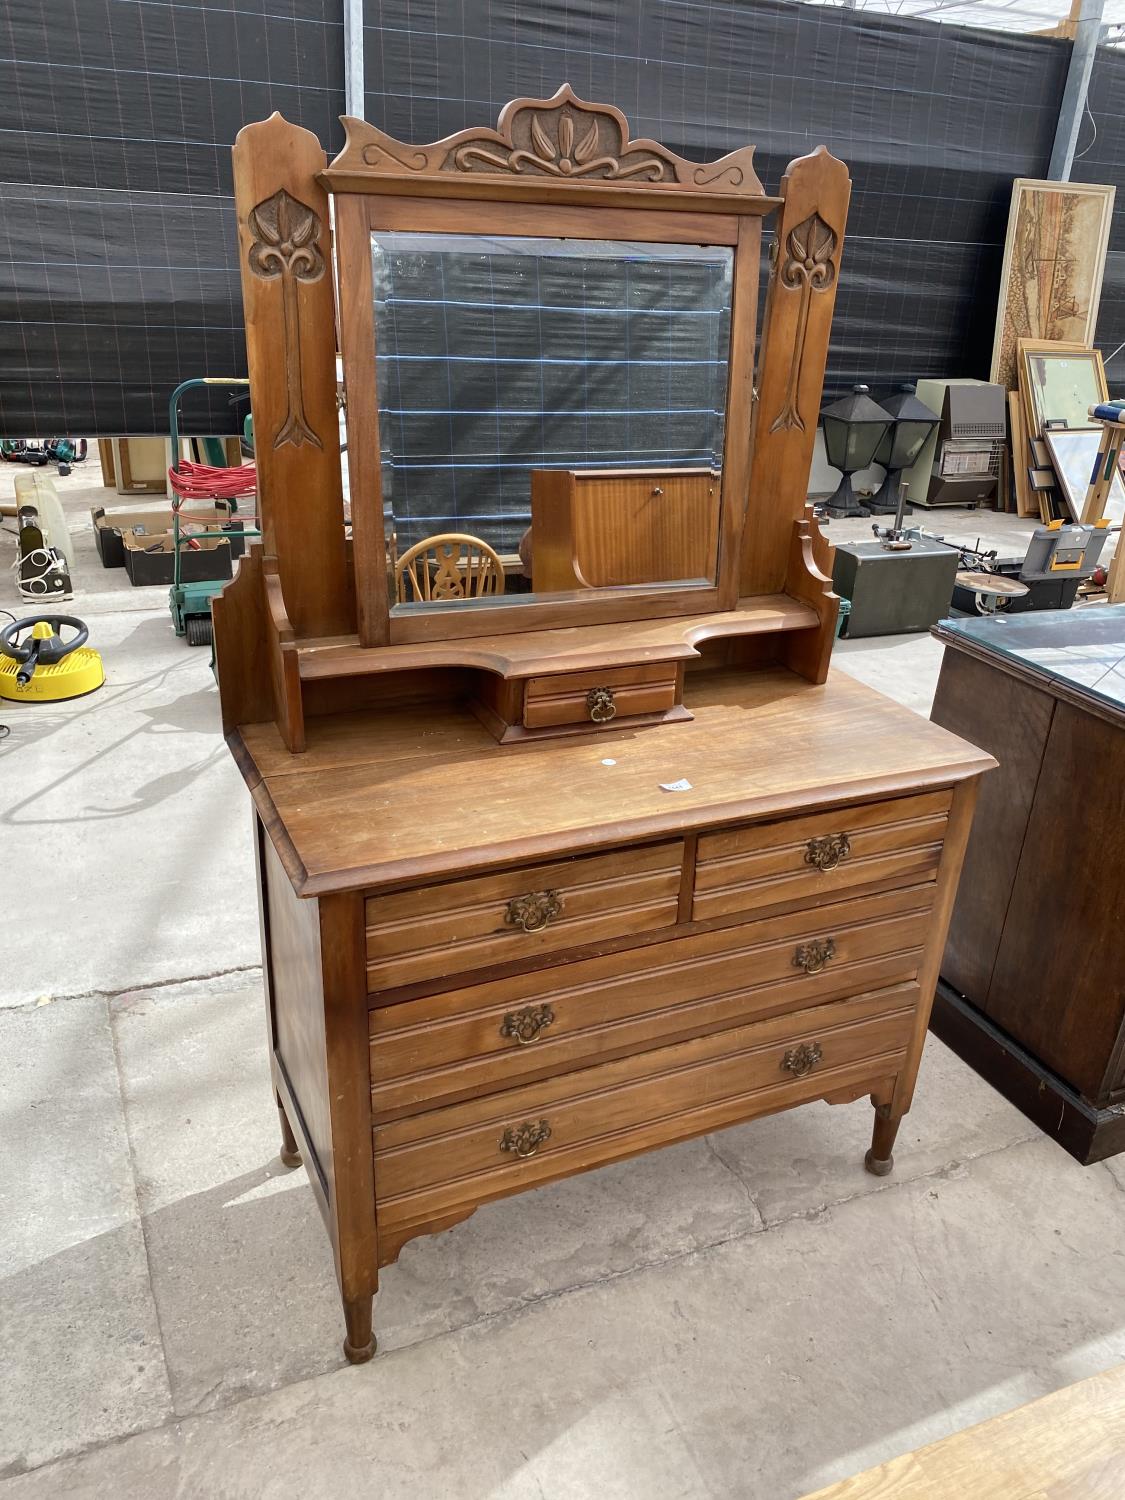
left=370, top=232, right=733, bottom=610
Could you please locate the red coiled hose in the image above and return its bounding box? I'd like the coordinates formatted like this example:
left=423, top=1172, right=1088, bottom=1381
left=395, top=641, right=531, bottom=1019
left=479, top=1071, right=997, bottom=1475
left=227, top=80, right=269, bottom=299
left=168, top=460, right=257, bottom=501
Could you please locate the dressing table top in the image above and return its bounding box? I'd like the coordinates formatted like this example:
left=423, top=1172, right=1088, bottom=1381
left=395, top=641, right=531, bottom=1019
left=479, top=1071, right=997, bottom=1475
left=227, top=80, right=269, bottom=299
left=237, top=669, right=994, bottom=896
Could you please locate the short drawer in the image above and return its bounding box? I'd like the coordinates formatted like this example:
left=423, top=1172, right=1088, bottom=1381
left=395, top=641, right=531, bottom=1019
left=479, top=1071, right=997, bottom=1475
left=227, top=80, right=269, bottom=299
left=365, top=840, right=683, bottom=993
left=369, top=883, right=934, bottom=1118
left=523, top=662, right=679, bottom=730
left=373, top=983, right=917, bottom=1227
left=694, top=789, right=952, bottom=921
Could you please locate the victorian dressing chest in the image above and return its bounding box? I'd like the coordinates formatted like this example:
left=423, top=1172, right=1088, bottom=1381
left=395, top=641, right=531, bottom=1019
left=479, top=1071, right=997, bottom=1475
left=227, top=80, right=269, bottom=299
left=215, top=89, right=994, bottom=1361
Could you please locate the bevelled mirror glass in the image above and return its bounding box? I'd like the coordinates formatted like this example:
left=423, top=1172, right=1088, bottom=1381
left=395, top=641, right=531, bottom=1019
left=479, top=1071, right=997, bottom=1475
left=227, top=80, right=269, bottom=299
left=370, top=231, right=733, bottom=610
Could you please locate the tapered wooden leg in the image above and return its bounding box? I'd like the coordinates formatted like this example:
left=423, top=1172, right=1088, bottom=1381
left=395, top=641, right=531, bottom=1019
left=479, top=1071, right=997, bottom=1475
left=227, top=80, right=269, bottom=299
left=277, top=1099, right=302, bottom=1169
left=864, top=1101, right=902, bottom=1177
left=343, top=1295, right=376, bottom=1365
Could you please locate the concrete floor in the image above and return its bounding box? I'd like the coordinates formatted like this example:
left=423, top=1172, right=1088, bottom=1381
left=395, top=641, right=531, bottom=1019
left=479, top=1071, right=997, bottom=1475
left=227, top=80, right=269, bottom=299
left=3, top=465, right=1123, bottom=1498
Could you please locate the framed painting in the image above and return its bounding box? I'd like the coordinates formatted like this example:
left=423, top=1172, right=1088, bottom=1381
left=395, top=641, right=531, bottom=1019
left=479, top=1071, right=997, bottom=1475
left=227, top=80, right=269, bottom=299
left=1020, top=346, right=1108, bottom=438
left=990, top=178, right=1115, bottom=391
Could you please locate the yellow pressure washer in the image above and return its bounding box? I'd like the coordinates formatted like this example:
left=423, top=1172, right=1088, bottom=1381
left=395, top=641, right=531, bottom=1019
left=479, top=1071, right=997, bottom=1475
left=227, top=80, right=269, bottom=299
left=0, top=615, right=104, bottom=702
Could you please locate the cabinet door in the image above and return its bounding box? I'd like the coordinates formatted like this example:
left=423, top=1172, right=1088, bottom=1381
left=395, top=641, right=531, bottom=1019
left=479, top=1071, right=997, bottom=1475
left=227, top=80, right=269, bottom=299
left=985, top=702, right=1125, bottom=1104
left=571, top=472, right=719, bottom=587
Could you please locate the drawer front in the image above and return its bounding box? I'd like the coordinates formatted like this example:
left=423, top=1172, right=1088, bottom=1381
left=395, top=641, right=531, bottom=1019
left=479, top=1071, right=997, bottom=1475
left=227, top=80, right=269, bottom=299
left=373, top=984, right=916, bottom=1227
left=369, top=883, right=934, bottom=1118
left=523, top=663, right=678, bottom=730
left=694, top=789, right=951, bottom=921
left=365, top=841, right=683, bottom=993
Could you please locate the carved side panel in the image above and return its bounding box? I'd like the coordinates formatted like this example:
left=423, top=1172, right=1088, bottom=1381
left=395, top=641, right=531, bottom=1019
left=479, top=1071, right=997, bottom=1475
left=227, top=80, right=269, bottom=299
left=232, top=114, right=353, bottom=641
left=768, top=212, right=839, bottom=434
left=247, top=189, right=326, bottom=451
left=741, top=148, right=851, bottom=596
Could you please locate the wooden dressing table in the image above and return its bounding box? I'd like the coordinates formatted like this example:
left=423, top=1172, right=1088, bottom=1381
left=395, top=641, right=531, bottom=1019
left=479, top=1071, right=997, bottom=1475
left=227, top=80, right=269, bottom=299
left=215, top=88, right=994, bottom=1362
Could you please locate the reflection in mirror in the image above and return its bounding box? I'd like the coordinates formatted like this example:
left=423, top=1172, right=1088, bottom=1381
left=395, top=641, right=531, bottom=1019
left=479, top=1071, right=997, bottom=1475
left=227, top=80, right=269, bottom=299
left=371, top=233, right=733, bottom=609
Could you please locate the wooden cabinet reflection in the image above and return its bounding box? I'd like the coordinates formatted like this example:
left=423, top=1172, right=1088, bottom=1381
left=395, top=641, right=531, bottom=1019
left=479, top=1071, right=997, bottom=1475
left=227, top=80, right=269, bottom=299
left=530, top=467, right=720, bottom=591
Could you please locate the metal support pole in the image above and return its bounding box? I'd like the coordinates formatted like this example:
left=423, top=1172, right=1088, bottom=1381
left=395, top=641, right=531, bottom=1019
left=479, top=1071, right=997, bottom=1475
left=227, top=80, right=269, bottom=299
left=1047, top=0, right=1105, bottom=180
left=343, top=0, right=365, bottom=119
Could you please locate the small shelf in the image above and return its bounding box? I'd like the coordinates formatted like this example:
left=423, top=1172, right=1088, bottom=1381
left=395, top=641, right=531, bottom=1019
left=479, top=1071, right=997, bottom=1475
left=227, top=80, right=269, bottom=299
left=297, top=594, right=820, bottom=684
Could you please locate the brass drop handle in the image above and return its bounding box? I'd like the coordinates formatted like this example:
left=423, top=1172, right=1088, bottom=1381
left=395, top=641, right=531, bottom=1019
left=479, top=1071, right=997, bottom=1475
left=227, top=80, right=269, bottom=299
left=805, top=832, right=851, bottom=872
left=793, top=937, right=836, bottom=974
left=505, top=890, right=562, bottom=933
left=586, top=686, right=617, bottom=723
left=782, top=1041, right=823, bottom=1077
left=499, top=1119, right=551, bottom=1159
left=500, top=1004, right=555, bottom=1046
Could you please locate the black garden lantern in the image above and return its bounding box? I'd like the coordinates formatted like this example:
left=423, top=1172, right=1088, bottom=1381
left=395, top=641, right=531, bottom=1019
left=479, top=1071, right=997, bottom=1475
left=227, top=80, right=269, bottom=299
left=869, top=384, right=941, bottom=516
left=821, top=385, right=892, bottom=519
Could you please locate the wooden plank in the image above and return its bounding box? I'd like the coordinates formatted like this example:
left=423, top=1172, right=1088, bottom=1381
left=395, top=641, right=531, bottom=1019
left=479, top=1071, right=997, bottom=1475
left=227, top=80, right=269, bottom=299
left=231, top=114, right=352, bottom=639
left=717, top=215, right=761, bottom=609
left=335, top=193, right=388, bottom=647
left=1009, top=392, right=1035, bottom=519
left=931, top=649, right=1054, bottom=1006
left=932, top=983, right=1125, bottom=1165
left=984, top=701, right=1125, bottom=1104
left=318, top=890, right=380, bottom=1314
left=800, top=1363, right=1125, bottom=1499
left=298, top=596, right=820, bottom=681
left=742, top=148, right=852, bottom=596
left=262, top=835, right=333, bottom=1191
left=367, top=194, right=743, bottom=243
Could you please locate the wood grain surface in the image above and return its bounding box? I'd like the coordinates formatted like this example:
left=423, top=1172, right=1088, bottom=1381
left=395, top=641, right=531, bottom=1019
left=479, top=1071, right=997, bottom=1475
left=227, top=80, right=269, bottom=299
left=239, top=668, right=994, bottom=895
left=296, top=596, right=819, bottom=682
left=800, top=1364, right=1125, bottom=1500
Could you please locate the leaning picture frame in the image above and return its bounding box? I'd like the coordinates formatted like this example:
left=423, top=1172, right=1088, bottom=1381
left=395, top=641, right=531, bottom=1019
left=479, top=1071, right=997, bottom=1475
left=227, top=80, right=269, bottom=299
left=990, top=178, right=1116, bottom=391
left=1020, top=345, right=1108, bottom=440
left=1044, top=427, right=1125, bottom=527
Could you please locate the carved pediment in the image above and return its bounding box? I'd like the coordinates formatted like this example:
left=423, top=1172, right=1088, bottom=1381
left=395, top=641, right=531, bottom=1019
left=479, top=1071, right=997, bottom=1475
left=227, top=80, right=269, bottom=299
left=326, top=83, right=765, bottom=198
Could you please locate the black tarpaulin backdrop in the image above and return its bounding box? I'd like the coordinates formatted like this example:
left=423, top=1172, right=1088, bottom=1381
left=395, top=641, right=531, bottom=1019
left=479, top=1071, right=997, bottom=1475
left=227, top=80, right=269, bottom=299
left=1, top=0, right=1123, bottom=437
left=0, top=0, right=345, bottom=437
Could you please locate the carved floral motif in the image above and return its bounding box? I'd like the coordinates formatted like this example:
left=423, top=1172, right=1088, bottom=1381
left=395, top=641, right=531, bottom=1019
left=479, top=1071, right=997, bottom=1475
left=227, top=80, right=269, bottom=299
left=451, top=103, right=668, bottom=181
left=769, top=211, right=839, bottom=435
left=337, top=85, right=764, bottom=197
left=247, top=189, right=324, bottom=451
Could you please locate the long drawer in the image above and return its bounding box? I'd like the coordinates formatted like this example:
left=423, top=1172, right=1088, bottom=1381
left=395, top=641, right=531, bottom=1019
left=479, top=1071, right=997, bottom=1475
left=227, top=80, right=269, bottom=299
left=369, top=884, right=934, bottom=1119
left=365, top=840, right=683, bottom=992
left=693, top=789, right=951, bottom=922
left=373, top=984, right=917, bottom=1230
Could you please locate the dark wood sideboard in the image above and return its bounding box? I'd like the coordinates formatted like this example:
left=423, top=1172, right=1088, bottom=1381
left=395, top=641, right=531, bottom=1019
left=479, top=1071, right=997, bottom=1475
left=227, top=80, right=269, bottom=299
left=931, top=607, right=1125, bottom=1163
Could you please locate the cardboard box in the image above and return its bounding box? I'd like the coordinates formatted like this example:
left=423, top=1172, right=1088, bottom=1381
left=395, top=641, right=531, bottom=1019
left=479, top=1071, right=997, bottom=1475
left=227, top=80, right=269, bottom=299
left=92, top=505, right=245, bottom=568
left=121, top=530, right=233, bottom=588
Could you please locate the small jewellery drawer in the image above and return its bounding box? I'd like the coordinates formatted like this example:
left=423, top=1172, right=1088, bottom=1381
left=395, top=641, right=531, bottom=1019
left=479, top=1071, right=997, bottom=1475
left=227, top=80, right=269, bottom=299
left=365, top=841, right=683, bottom=993
left=693, top=789, right=952, bottom=922
left=369, top=883, right=934, bottom=1118
left=523, top=663, right=679, bottom=730
left=372, top=984, right=917, bottom=1228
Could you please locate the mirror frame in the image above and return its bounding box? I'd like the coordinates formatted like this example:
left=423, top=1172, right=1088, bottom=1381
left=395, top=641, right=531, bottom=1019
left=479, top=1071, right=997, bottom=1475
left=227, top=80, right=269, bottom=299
left=322, top=86, right=782, bottom=647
